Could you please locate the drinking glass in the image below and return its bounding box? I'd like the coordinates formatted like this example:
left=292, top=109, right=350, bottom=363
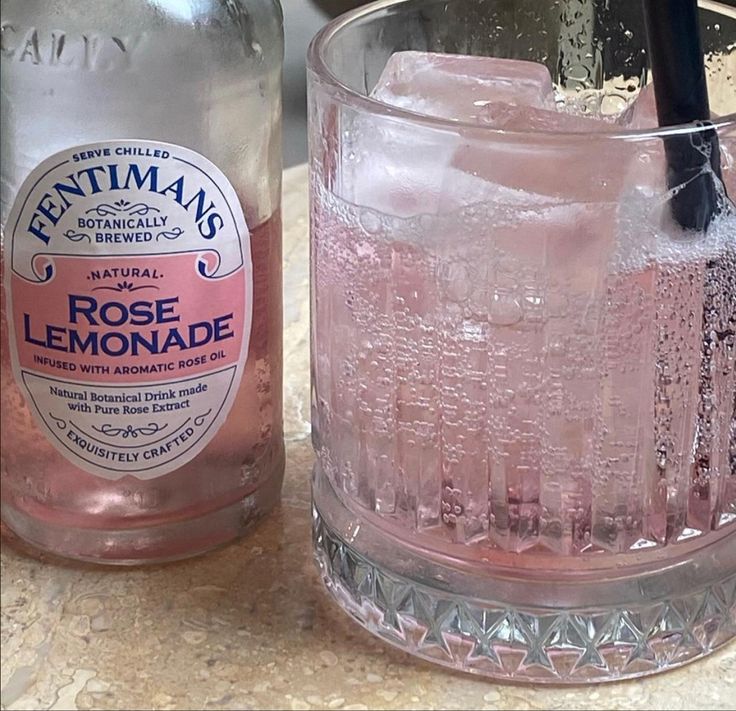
left=308, top=0, right=736, bottom=683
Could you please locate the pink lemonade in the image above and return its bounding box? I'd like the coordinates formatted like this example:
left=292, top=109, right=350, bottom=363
left=1, top=212, right=283, bottom=562
left=309, top=6, right=736, bottom=681
left=313, top=187, right=735, bottom=563
left=314, top=50, right=735, bottom=562
left=1, top=0, right=284, bottom=563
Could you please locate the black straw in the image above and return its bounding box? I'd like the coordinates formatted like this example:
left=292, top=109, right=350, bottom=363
left=642, top=0, right=724, bottom=231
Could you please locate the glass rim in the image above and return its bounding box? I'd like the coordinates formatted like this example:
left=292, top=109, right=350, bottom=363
left=307, top=0, right=736, bottom=141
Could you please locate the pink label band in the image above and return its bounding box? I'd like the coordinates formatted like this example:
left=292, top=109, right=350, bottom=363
left=5, top=140, right=252, bottom=479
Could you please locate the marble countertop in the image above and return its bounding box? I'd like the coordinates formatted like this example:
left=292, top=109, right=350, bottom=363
left=2, top=165, right=734, bottom=711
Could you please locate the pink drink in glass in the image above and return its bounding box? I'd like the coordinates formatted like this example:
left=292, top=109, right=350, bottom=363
left=309, top=0, right=736, bottom=683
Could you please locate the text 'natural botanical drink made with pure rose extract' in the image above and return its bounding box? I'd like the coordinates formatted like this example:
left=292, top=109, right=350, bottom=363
left=1, top=0, right=284, bottom=563
left=309, top=0, right=736, bottom=684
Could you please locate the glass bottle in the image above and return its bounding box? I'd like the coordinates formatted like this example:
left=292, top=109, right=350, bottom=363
left=1, top=0, right=284, bottom=563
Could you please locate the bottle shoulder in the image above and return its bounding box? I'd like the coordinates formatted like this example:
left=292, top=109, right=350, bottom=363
left=1, top=0, right=283, bottom=26
left=1, top=0, right=283, bottom=74
left=1, top=1, right=284, bottom=55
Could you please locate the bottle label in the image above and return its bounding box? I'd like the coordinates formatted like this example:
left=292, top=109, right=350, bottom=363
left=4, top=140, right=252, bottom=480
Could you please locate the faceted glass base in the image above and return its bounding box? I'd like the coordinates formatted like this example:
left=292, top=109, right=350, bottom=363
left=313, top=470, right=736, bottom=684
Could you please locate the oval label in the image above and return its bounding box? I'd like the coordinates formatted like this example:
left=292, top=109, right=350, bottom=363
left=4, top=140, right=252, bottom=480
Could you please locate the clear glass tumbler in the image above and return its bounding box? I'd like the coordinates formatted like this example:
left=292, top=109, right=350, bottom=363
left=308, top=0, right=736, bottom=683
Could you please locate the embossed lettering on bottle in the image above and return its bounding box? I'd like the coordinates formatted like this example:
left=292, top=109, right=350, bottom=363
left=5, top=140, right=252, bottom=479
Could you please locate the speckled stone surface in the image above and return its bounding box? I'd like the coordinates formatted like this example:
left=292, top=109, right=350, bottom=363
left=2, top=164, right=735, bottom=711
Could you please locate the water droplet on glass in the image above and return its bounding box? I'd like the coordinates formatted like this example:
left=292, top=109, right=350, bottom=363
left=488, top=292, right=523, bottom=326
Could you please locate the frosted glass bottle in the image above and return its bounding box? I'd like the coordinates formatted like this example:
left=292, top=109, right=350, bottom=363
left=0, top=0, right=284, bottom=563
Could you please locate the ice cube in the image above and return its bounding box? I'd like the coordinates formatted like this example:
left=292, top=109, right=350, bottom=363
left=341, top=53, right=563, bottom=216
left=451, top=122, right=666, bottom=203
left=478, top=101, right=618, bottom=133
left=617, top=83, right=659, bottom=129
left=369, top=52, right=653, bottom=202
left=339, top=52, right=663, bottom=215
left=371, top=51, right=556, bottom=122
left=337, top=113, right=492, bottom=217
left=453, top=91, right=671, bottom=201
